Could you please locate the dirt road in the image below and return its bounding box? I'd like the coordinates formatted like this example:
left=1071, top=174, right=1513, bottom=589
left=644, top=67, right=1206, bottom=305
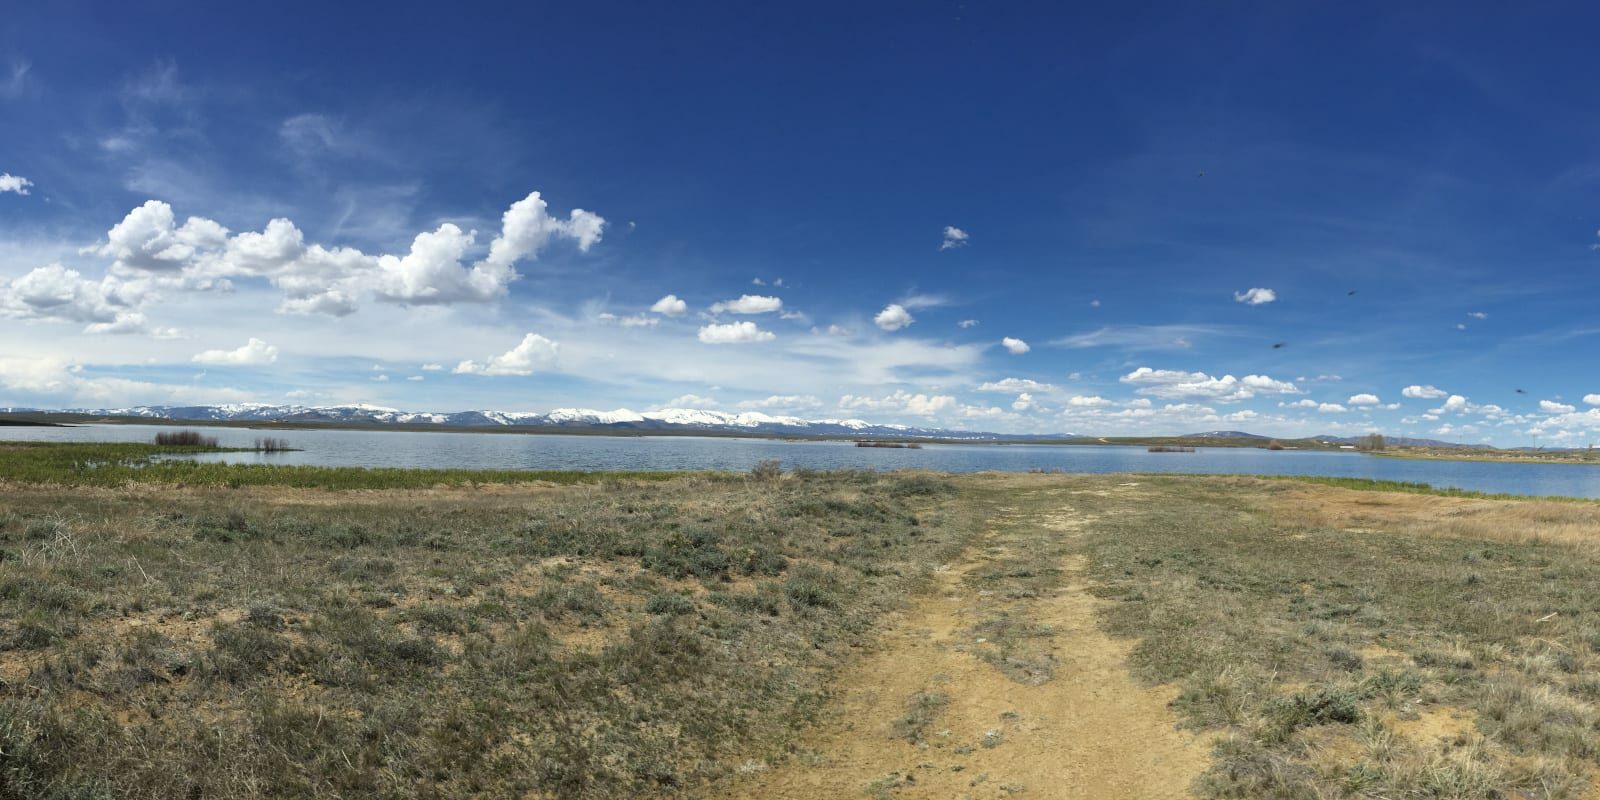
left=716, top=486, right=1209, bottom=799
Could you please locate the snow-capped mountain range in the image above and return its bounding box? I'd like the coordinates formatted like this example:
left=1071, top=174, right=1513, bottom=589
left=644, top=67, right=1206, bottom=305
left=36, top=403, right=1071, bottom=441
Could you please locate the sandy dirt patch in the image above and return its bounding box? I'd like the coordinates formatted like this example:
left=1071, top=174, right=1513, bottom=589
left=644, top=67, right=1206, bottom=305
left=716, top=497, right=1207, bottom=799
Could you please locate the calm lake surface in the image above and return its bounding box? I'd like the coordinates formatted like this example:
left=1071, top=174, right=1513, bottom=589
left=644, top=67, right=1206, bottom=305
left=6, top=423, right=1600, bottom=499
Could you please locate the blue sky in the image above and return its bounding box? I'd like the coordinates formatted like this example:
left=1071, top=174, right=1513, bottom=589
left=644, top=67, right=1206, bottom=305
left=3, top=2, right=1600, bottom=444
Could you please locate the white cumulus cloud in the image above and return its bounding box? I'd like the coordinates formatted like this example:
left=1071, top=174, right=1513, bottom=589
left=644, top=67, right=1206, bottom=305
left=874, top=303, right=914, bottom=331
left=1348, top=393, right=1380, bottom=406
left=940, top=226, right=969, bottom=250
left=1066, top=395, right=1111, bottom=407
left=650, top=294, right=687, bottom=316
left=66, top=189, right=604, bottom=319
left=1318, top=403, right=1347, bottom=413
left=1120, top=367, right=1300, bottom=403
left=1402, top=384, right=1448, bottom=400
left=698, top=321, right=775, bottom=344
left=1585, top=394, right=1600, bottom=406
left=483, top=190, right=605, bottom=269
left=1233, top=287, right=1276, bottom=305
left=0, top=173, right=33, bottom=195
left=97, top=200, right=230, bottom=276
left=1541, top=400, right=1576, bottom=414
left=453, top=333, right=559, bottom=376
left=1001, top=337, right=1030, bottom=354
left=371, top=223, right=513, bottom=305
left=192, top=337, right=279, bottom=366
left=0, top=263, right=146, bottom=333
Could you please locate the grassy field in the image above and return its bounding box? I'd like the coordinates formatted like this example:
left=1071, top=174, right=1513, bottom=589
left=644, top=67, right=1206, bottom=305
left=1078, top=475, right=1600, bottom=798
left=0, top=453, right=988, bottom=798
left=3, top=444, right=1599, bottom=798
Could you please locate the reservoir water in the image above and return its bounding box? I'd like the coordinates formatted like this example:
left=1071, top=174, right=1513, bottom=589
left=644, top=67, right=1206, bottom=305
left=5, top=423, right=1600, bottom=499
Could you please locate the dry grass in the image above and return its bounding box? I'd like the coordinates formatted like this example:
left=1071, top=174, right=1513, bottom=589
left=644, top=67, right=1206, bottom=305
left=1072, top=474, right=1600, bottom=798
left=0, top=465, right=985, bottom=799
left=1250, top=478, right=1600, bottom=552
left=8, top=457, right=1600, bottom=798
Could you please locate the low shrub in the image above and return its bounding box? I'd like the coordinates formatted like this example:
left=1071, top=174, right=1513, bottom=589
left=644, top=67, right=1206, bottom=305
left=153, top=430, right=218, bottom=448
left=643, top=593, right=697, bottom=616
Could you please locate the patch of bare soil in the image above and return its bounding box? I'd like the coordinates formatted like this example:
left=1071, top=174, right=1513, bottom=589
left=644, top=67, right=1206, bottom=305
left=716, top=498, right=1207, bottom=799
left=1386, top=705, right=1477, bottom=744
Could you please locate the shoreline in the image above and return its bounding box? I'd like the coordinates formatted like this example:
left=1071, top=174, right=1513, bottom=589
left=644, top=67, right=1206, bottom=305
left=0, top=411, right=1344, bottom=450
left=1374, top=449, right=1600, bottom=466
left=4, top=441, right=1598, bottom=502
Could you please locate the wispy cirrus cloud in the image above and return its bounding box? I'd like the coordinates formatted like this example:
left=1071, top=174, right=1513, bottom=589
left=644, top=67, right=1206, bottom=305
left=738, top=394, right=821, bottom=410
left=898, top=293, right=950, bottom=310
left=978, top=377, right=1054, bottom=393
left=1, top=59, right=30, bottom=98
left=708, top=294, right=782, bottom=314
left=1048, top=324, right=1237, bottom=351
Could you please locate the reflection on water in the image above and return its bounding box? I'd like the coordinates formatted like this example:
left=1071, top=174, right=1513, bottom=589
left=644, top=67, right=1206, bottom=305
left=6, top=423, right=1600, bottom=499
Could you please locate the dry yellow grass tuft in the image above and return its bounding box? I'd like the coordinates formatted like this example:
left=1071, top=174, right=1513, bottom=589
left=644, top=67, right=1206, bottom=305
left=1228, top=477, right=1600, bottom=551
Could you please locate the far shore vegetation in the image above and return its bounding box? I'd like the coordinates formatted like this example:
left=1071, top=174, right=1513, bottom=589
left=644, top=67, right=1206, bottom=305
left=7, top=411, right=1598, bottom=465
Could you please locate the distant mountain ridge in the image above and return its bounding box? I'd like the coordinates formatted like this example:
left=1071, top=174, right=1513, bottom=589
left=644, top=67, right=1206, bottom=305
left=25, top=403, right=1075, bottom=441
left=0, top=404, right=1496, bottom=447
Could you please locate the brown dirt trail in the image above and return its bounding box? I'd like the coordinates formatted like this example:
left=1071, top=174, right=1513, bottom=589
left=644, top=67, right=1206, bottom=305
left=716, top=490, right=1209, bottom=799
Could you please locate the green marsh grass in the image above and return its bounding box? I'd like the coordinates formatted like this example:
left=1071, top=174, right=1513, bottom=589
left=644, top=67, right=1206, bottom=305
left=0, top=441, right=681, bottom=489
